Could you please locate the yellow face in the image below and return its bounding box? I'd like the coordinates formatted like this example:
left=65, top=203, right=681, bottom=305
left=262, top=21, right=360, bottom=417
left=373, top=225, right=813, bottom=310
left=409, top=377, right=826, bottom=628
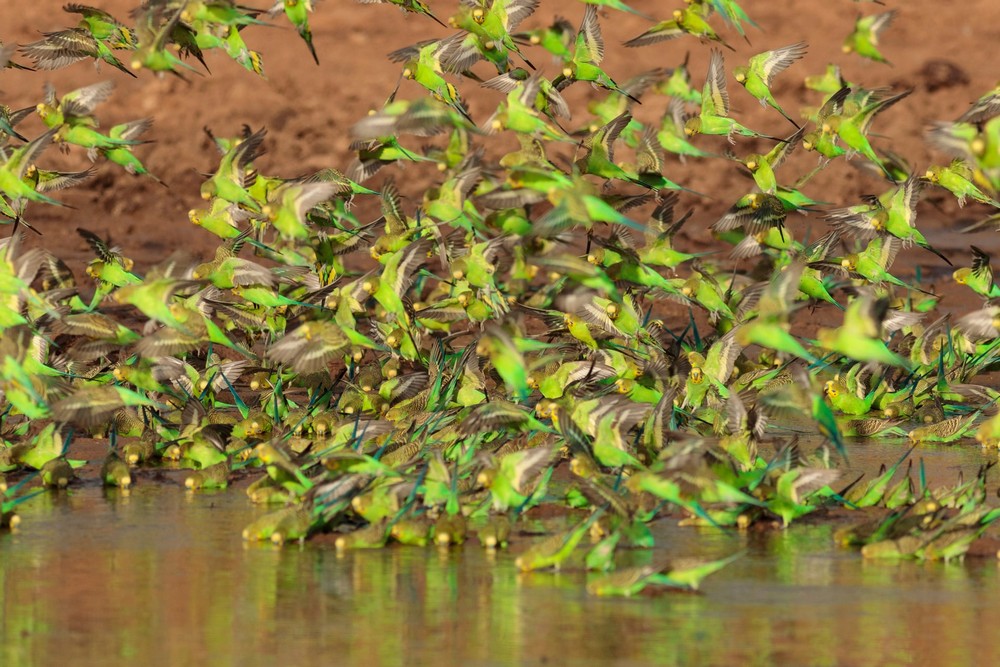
left=688, top=367, right=704, bottom=384
left=871, top=210, right=888, bottom=232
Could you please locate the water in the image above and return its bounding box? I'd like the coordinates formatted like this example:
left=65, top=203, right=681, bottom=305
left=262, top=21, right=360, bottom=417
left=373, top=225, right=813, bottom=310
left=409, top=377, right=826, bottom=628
left=2, top=441, right=999, bottom=667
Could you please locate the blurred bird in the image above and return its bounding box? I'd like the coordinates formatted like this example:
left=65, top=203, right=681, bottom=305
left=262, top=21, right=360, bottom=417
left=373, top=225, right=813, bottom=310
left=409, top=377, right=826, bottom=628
left=843, top=11, right=895, bottom=64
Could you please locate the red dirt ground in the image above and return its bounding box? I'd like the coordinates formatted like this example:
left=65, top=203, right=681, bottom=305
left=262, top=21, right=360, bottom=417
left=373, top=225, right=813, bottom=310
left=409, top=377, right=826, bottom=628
left=2, top=0, right=999, bottom=276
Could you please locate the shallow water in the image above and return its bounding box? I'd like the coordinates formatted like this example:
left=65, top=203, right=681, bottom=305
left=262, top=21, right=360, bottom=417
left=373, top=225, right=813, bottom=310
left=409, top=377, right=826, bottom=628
left=2, top=440, right=999, bottom=667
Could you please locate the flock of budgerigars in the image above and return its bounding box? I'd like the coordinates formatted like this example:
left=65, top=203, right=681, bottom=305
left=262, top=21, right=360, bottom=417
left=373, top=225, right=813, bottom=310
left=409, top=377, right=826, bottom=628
left=1, top=0, right=1000, bottom=596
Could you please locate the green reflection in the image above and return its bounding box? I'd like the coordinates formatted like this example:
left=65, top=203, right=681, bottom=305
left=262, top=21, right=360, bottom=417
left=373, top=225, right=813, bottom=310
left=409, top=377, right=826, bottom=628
left=2, top=472, right=1000, bottom=666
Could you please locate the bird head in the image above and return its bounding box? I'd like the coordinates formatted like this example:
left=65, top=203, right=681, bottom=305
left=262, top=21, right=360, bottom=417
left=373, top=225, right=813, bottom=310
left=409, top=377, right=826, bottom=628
left=476, top=467, right=496, bottom=488
left=313, top=417, right=330, bottom=437
left=385, top=329, right=402, bottom=348
left=535, top=399, right=557, bottom=419
left=569, top=455, right=598, bottom=479
left=871, top=210, right=888, bottom=232
left=823, top=380, right=840, bottom=399
left=681, top=277, right=698, bottom=297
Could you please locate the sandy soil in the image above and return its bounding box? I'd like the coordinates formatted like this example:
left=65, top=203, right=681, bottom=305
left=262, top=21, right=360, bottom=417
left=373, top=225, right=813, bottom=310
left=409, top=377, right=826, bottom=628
left=2, top=0, right=999, bottom=275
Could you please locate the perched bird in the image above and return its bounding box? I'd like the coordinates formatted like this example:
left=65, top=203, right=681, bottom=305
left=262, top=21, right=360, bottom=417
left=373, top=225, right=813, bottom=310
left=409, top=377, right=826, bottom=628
left=476, top=515, right=512, bottom=549
left=243, top=506, right=312, bottom=542
left=515, top=511, right=600, bottom=571
left=908, top=409, right=984, bottom=444
left=100, top=450, right=132, bottom=489
left=587, top=552, right=742, bottom=596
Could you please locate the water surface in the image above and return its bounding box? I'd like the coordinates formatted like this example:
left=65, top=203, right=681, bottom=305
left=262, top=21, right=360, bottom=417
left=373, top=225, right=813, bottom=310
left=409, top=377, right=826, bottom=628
left=2, top=440, right=999, bottom=667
